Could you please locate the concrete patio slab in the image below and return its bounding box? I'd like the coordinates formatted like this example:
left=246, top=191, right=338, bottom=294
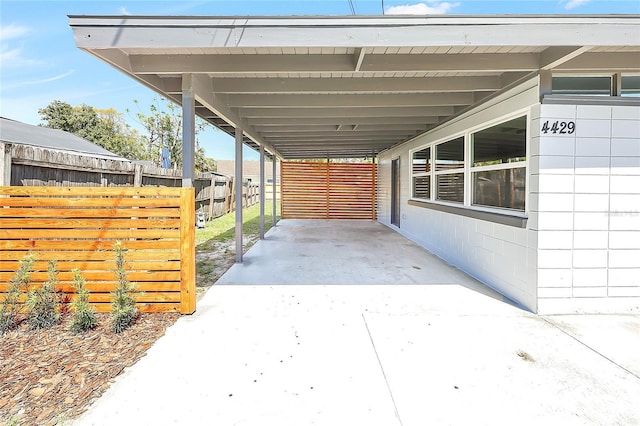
left=217, top=220, right=504, bottom=299
left=75, top=220, right=640, bottom=425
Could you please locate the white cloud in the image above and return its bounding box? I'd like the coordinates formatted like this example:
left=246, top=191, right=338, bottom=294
left=0, top=46, right=43, bottom=69
left=386, top=2, right=460, bottom=15
left=0, top=23, right=41, bottom=69
left=0, top=46, right=22, bottom=62
left=2, top=70, right=76, bottom=90
left=119, top=7, right=131, bottom=15
left=0, top=23, right=30, bottom=40
left=563, top=0, right=590, bottom=10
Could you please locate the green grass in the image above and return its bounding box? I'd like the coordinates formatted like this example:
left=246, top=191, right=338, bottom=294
left=194, top=200, right=280, bottom=293
left=196, top=200, right=280, bottom=250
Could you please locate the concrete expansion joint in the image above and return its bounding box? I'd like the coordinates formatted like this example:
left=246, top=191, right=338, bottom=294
left=362, top=312, right=404, bottom=426
left=541, top=316, right=640, bottom=381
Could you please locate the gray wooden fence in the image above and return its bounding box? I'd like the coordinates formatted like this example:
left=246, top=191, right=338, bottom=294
left=0, top=142, right=259, bottom=221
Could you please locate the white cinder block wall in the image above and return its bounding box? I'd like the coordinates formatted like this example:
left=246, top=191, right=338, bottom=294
left=532, top=103, right=640, bottom=314
left=377, top=77, right=640, bottom=314
left=378, top=81, right=539, bottom=312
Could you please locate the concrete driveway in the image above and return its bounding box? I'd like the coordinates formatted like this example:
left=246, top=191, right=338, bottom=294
left=75, top=220, right=640, bottom=425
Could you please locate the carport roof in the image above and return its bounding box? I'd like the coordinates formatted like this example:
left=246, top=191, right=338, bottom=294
left=69, top=15, right=640, bottom=159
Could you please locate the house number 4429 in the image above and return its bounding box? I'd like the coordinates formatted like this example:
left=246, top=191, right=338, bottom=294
left=541, top=120, right=576, bottom=135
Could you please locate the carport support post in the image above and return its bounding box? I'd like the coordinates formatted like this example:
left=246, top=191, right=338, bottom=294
left=272, top=156, right=277, bottom=227
left=259, top=145, right=265, bottom=239
left=235, top=127, right=243, bottom=263
left=181, top=74, right=196, bottom=187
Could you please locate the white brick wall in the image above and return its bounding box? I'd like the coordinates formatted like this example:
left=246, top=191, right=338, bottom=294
left=534, top=104, right=640, bottom=314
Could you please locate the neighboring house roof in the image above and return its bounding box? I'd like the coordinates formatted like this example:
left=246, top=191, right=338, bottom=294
left=0, top=117, right=127, bottom=161
left=216, top=160, right=279, bottom=181
left=69, top=15, right=640, bottom=159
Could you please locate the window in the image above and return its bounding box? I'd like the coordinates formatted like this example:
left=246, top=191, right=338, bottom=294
left=411, top=147, right=431, bottom=200
left=621, top=75, right=640, bottom=97
left=471, top=116, right=527, bottom=211
left=409, top=116, right=528, bottom=215
left=552, top=76, right=612, bottom=96
left=435, top=137, right=464, bottom=203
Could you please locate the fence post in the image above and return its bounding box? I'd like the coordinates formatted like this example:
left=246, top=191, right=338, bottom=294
left=0, top=142, right=12, bottom=186
left=208, top=174, right=215, bottom=219
left=133, top=163, right=143, bottom=187
left=229, top=177, right=235, bottom=213
left=180, top=187, right=196, bottom=314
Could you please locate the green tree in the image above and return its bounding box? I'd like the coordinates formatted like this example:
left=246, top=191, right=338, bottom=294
left=129, top=98, right=217, bottom=171
left=38, top=100, right=146, bottom=161
left=96, top=108, right=147, bottom=160
left=196, top=146, right=217, bottom=172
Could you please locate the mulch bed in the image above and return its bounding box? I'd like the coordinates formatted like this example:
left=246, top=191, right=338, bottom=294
left=0, top=312, right=179, bottom=425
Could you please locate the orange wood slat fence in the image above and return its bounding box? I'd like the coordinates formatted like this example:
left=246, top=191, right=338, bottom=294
left=280, top=162, right=377, bottom=220
left=0, top=186, right=196, bottom=314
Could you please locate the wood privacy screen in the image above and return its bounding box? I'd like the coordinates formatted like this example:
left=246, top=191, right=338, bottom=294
left=0, top=186, right=196, bottom=314
left=281, top=162, right=377, bottom=220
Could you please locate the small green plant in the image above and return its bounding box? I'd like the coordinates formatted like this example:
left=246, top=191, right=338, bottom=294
left=0, top=254, right=35, bottom=334
left=69, top=268, right=98, bottom=333
left=5, top=415, right=22, bottom=426
left=26, top=260, right=61, bottom=330
left=110, top=241, right=138, bottom=333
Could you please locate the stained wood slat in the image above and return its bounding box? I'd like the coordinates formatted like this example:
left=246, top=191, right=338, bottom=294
left=0, top=207, right=180, bottom=218
left=94, top=303, right=180, bottom=313
left=0, top=260, right=181, bottom=272
left=0, top=197, right=180, bottom=207
left=0, top=292, right=181, bottom=304
left=0, top=229, right=180, bottom=240
left=0, top=282, right=181, bottom=293
left=281, top=162, right=376, bottom=220
left=0, top=186, right=181, bottom=197
left=0, top=271, right=181, bottom=282
left=0, top=218, right=183, bottom=229
left=0, top=240, right=181, bottom=251
left=0, top=251, right=181, bottom=262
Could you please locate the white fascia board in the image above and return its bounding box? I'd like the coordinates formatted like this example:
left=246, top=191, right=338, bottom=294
left=69, top=15, right=640, bottom=49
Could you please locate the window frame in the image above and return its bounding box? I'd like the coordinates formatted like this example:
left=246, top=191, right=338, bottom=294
left=469, top=116, right=528, bottom=212
left=551, top=74, right=614, bottom=96
left=434, top=136, right=466, bottom=204
left=410, top=146, right=432, bottom=201
left=621, top=74, right=640, bottom=97
left=408, top=111, right=530, bottom=218
left=550, top=72, right=640, bottom=98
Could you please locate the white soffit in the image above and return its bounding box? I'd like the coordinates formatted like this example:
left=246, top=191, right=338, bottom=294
left=69, top=15, right=640, bottom=159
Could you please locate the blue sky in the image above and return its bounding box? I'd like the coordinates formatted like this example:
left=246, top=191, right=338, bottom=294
left=1, top=1, right=639, bottom=160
